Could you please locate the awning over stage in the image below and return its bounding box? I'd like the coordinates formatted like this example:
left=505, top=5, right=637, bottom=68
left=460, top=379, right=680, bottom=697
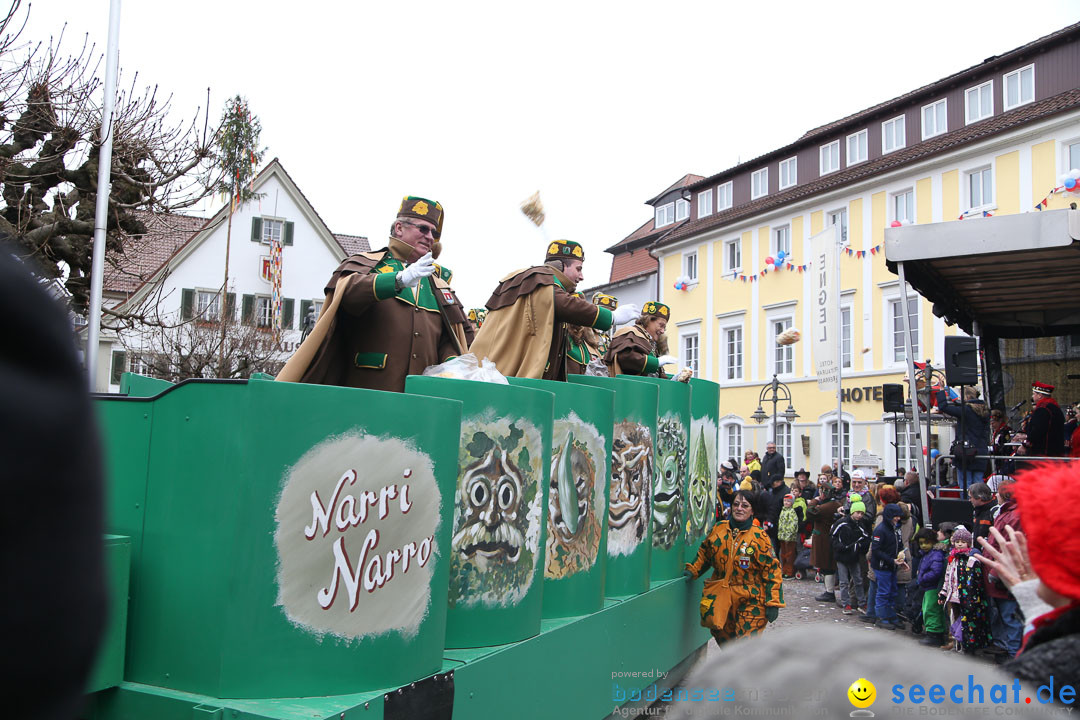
left=884, top=209, right=1080, bottom=339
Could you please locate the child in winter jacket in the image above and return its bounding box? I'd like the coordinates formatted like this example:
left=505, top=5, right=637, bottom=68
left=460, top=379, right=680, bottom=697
left=831, top=501, right=871, bottom=614
left=917, top=527, right=951, bottom=647
left=906, top=528, right=936, bottom=632
left=938, top=525, right=993, bottom=653
left=777, top=494, right=799, bottom=577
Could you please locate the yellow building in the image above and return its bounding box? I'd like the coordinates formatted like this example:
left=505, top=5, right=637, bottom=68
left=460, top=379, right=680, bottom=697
left=640, top=22, right=1080, bottom=476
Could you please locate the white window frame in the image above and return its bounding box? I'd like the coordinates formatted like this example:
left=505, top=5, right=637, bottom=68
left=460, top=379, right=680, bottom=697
left=1066, top=138, right=1080, bottom=176
left=965, top=81, right=994, bottom=124
left=724, top=422, right=743, bottom=464
left=921, top=98, right=947, bottom=140
left=721, top=322, right=744, bottom=381
left=129, top=353, right=153, bottom=377
left=965, top=165, right=994, bottom=212
left=261, top=217, right=284, bottom=245
left=829, top=420, right=851, bottom=468
left=195, top=289, right=220, bottom=322
left=819, top=140, right=840, bottom=175
left=882, top=287, right=921, bottom=366
left=698, top=189, right=713, bottom=218
left=840, top=304, right=853, bottom=370
left=681, top=332, right=700, bottom=378
left=779, top=156, right=797, bottom=190
left=255, top=294, right=273, bottom=329
left=1003, top=64, right=1034, bottom=111
left=717, top=181, right=733, bottom=211
left=891, top=188, right=915, bottom=225
left=770, top=314, right=795, bottom=377
left=896, top=423, right=920, bottom=473
left=683, top=250, right=698, bottom=283
left=827, top=208, right=848, bottom=246
left=655, top=202, right=675, bottom=228
left=882, top=115, right=906, bottom=154
left=675, top=198, right=690, bottom=222
left=773, top=225, right=791, bottom=258
left=772, top=421, right=794, bottom=470
left=724, top=237, right=742, bottom=274
left=846, top=129, right=868, bottom=166
left=751, top=168, right=768, bottom=200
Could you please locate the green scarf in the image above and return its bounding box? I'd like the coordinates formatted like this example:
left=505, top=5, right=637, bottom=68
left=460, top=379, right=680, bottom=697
left=728, top=515, right=753, bottom=531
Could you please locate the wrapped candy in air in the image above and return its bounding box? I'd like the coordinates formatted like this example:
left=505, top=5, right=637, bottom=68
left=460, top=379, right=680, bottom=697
left=776, top=328, right=802, bottom=346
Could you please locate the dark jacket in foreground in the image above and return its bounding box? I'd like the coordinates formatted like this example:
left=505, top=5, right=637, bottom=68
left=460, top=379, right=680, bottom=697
left=1004, top=604, right=1080, bottom=691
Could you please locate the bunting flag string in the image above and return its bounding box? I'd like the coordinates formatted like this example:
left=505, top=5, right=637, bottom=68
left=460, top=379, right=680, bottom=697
left=726, top=244, right=881, bottom=282
left=957, top=208, right=994, bottom=220
left=1033, top=185, right=1065, bottom=211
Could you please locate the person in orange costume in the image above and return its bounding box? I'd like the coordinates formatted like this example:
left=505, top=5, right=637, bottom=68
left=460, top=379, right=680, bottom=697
left=684, top=490, right=784, bottom=646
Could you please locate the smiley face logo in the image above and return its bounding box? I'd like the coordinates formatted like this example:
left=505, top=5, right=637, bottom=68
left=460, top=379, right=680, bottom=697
left=847, top=678, right=876, bottom=709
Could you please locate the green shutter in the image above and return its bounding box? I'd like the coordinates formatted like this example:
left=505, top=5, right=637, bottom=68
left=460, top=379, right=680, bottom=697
left=110, top=350, right=126, bottom=385
left=284, top=221, right=294, bottom=246
left=300, top=299, right=312, bottom=326
left=282, top=298, right=295, bottom=329
left=181, top=288, right=194, bottom=320
left=251, top=217, right=263, bottom=242
left=225, top=292, right=236, bottom=321
left=241, top=294, right=254, bottom=326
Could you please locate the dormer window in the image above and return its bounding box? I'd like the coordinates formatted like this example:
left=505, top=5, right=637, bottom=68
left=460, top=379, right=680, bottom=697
left=655, top=202, right=675, bottom=227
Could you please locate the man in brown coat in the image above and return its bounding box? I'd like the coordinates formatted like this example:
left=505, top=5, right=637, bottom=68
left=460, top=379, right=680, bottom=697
left=470, top=240, right=638, bottom=380
left=277, top=196, right=470, bottom=393
left=604, top=301, right=676, bottom=377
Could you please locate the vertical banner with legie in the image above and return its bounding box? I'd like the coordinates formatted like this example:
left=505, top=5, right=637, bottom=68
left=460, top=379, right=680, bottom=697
left=810, top=224, right=840, bottom=392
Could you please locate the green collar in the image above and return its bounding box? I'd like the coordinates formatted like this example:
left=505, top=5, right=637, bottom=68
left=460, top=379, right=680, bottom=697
left=728, top=515, right=753, bottom=531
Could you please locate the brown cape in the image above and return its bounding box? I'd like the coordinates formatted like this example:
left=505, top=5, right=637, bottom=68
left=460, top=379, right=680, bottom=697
left=605, top=324, right=656, bottom=377
left=468, top=266, right=559, bottom=379
left=276, top=248, right=468, bottom=389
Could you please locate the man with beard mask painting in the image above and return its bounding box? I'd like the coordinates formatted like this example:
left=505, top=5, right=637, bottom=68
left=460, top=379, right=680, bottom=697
left=277, top=196, right=470, bottom=392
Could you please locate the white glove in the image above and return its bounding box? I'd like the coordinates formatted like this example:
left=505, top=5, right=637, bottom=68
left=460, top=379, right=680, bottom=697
left=398, top=252, right=436, bottom=289
left=657, top=354, right=677, bottom=366
left=611, top=303, right=639, bottom=326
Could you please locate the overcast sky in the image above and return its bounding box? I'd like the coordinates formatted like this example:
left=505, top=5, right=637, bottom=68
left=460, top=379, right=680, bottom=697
left=24, top=1, right=1080, bottom=309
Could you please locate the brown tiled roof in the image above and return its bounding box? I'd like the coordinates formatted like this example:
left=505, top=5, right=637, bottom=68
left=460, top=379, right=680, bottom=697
left=658, top=89, right=1080, bottom=248
left=645, top=173, right=705, bottom=205
left=334, top=233, right=371, bottom=255
left=606, top=217, right=656, bottom=252
left=610, top=246, right=659, bottom=283
left=104, top=210, right=210, bottom=294
left=799, top=21, right=1080, bottom=144
left=688, top=21, right=1080, bottom=193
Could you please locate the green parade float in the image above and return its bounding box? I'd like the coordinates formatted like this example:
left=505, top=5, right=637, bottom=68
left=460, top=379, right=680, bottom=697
left=84, top=371, right=713, bottom=720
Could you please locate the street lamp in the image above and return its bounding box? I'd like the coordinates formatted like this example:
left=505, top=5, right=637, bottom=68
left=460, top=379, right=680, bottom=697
left=751, top=374, right=799, bottom=444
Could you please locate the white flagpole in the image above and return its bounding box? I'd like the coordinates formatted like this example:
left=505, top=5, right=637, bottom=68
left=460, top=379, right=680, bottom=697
left=85, top=0, right=122, bottom=388
left=836, top=223, right=844, bottom=473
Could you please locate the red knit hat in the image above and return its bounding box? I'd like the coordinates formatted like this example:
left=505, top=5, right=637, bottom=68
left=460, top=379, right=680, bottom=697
left=1015, top=462, right=1080, bottom=600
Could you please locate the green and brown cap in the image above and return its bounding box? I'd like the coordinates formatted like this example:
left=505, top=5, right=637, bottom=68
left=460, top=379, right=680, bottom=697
left=642, top=301, right=670, bottom=320
left=592, top=292, right=618, bottom=309
left=397, top=196, right=444, bottom=238
left=546, top=239, right=584, bottom=262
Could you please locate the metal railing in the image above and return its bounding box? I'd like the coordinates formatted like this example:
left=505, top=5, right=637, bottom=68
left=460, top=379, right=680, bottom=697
left=932, top=453, right=1078, bottom=489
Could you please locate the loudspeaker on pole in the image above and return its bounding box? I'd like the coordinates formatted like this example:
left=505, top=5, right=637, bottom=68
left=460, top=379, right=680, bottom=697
left=882, top=383, right=906, bottom=413
left=944, top=336, right=979, bottom=386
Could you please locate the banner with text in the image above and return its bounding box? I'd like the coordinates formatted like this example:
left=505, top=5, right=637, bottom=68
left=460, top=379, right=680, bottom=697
left=811, top=225, right=840, bottom=391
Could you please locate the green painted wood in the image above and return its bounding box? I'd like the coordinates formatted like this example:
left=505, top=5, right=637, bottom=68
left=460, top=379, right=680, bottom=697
left=509, top=378, right=614, bottom=619
left=687, top=379, right=720, bottom=549
left=617, top=377, right=691, bottom=581
left=119, top=372, right=173, bottom=398
left=567, top=376, right=656, bottom=597
left=405, top=376, right=554, bottom=649
left=87, top=535, right=131, bottom=692
left=100, top=379, right=462, bottom=698
left=87, top=578, right=709, bottom=720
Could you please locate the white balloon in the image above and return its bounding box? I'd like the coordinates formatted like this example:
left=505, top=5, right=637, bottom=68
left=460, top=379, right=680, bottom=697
left=1070, top=168, right=1080, bottom=180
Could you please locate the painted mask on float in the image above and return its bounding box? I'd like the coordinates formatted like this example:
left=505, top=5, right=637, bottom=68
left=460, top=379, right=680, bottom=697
left=687, top=426, right=713, bottom=538
left=652, top=415, right=687, bottom=550
left=608, top=422, right=652, bottom=552
left=452, top=447, right=525, bottom=571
